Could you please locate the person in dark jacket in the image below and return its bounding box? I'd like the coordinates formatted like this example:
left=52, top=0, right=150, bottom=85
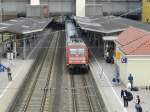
left=121, top=90, right=128, bottom=107
left=7, top=67, right=12, bottom=81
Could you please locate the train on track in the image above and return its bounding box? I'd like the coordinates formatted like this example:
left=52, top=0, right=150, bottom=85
left=65, top=19, right=89, bottom=72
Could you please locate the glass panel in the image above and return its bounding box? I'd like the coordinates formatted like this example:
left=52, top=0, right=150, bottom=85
left=69, top=48, right=85, bottom=55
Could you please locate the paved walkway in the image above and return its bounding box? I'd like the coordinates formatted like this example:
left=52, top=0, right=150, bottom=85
left=0, top=59, right=33, bottom=112
left=90, top=49, right=150, bottom=112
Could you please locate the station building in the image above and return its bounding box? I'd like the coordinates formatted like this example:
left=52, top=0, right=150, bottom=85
left=115, top=27, right=150, bottom=87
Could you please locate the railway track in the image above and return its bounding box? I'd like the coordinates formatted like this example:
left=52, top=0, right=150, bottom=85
left=47, top=31, right=66, bottom=112
left=12, top=31, right=60, bottom=112
left=70, top=72, right=102, bottom=112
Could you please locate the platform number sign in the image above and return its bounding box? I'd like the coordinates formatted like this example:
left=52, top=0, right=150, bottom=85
left=121, top=56, right=127, bottom=63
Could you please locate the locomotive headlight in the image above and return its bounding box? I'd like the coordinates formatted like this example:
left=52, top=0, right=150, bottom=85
left=69, top=60, right=72, bottom=63
left=81, top=60, right=86, bottom=63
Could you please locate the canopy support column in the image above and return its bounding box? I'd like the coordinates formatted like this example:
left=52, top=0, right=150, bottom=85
left=13, top=34, right=17, bottom=60
left=23, top=38, right=26, bottom=59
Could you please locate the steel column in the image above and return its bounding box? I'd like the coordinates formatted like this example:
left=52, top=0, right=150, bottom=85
left=23, top=37, right=26, bottom=59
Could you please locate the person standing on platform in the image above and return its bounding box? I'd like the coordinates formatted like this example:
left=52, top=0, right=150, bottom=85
left=7, top=67, right=12, bottom=81
left=134, top=95, right=142, bottom=112
left=128, top=73, right=133, bottom=90
left=106, top=50, right=109, bottom=62
left=115, top=65, right=120, bottom=84
left=127, top=80, right=132, bottom=90
left=121, top=90, right=128, bottom=107
left=112, top=65, right=120, bottom=85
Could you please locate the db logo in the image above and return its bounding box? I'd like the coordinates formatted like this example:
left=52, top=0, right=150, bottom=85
left=121, top=57, right=127, bottom=63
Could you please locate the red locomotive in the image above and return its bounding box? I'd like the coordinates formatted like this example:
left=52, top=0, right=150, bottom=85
left=65, top=20, right=88, bottom=71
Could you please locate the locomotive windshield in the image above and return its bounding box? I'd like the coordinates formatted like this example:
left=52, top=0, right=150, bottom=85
left=70, top=48, right=85, bottom=55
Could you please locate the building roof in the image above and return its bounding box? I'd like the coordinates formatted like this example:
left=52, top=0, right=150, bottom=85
left=0, top=18, right=52, bottom=34
left=116, top=27, right=150, bottom=55
left=116, top=27, right=148, bottom=46
left=120, top=35, right=150, bottom=55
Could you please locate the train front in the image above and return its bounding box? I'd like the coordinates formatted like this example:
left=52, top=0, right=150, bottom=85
left=66, top=44, right=88, bottom=71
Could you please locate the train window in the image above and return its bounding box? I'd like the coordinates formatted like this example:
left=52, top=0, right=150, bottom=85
left=70, top=49, right=85, bottom=55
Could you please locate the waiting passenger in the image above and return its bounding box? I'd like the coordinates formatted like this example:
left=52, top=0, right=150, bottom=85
left=134, top=95, right=142, bottom=112
left=121, top=89, right=128, bottom=107
left=7, top=67, right=12, bottom=81
left=128, top=74, right=133, bottom=90
left=127, top=80, right=132, bottom=90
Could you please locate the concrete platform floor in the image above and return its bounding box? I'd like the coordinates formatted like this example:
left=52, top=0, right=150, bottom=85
left=0, top=59, right=33, bottom=112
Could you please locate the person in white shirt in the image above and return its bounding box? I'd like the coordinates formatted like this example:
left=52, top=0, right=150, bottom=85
left=127, top=80, right=132, bottom=90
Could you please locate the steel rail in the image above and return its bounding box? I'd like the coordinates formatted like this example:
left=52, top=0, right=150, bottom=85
left=71, top=74, right=94, bottom=112
left=21, top=32, right=55, bottom=112
left=82, top=75, right=94, bottom=112
left=70, top=72, right=100, bottom=112
left=45, top=31, right=66, bottom=112
left=40, top=31, right=60, bottom=111
left=71, top=75, right=77, bottom=112
left=87, top=71, right=104, bottom=112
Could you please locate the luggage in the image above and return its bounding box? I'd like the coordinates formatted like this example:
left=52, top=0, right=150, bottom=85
left=125, top=90, right=133, bottom=101
left=112, top=78, right=116, bottom=82
left=106, top=56, right=114, bottom=63
left=116, top=79, right=120, bottom=83
left=106, top=57, right=111, bottom=63
left=132, top=87, right=139, bottom=91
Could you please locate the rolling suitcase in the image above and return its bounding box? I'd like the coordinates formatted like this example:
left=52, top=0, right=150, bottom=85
left=132, top=87, right=139, bottom=91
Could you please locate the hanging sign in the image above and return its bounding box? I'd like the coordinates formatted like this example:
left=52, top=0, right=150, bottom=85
left=121, top=56, right=127, bottom=63
left=115, top=51, right=121, bottom=60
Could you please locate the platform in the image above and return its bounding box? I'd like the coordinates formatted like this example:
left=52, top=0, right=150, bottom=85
left=0, top=59, right=33, bottom=111
left=89, top=49, right=150, bottom=112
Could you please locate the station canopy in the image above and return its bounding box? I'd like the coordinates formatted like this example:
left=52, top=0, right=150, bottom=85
left=74, top=16, right=150, bottom=34
left=0, top=24, right=7, bottom=33
left=0, top=18, right=52, bottom=34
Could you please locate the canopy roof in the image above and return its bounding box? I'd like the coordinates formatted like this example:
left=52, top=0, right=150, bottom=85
left=74, top=16, right=150, bottom=34
left=0, top=18, right=52, bottom=34
left=74, top=16, right=127, bottom=34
